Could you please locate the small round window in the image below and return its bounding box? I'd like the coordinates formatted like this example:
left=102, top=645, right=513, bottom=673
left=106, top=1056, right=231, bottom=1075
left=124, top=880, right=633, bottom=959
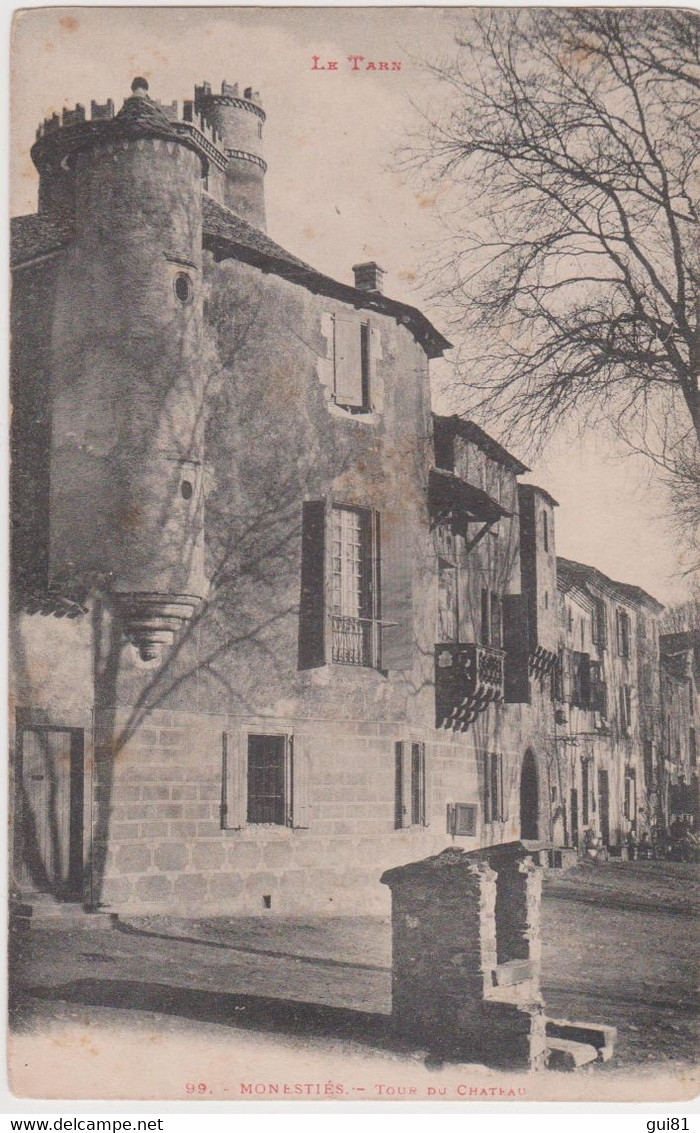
left=174, top=273, right=193, bottom=304
left=181, top=480, right=193, bottom=500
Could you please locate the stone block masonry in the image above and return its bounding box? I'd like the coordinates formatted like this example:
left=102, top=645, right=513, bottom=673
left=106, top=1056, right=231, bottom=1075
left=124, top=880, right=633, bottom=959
left=90, top=708, right=485, bottom=915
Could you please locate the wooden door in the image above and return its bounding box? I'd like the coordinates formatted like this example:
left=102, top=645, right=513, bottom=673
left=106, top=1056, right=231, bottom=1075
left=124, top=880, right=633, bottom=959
left=17, top=726, right=84, bottom=899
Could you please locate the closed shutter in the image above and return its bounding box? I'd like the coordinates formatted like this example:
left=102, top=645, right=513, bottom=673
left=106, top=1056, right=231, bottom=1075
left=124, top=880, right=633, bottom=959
left=395, top=741, right=411, bottom=828
left=222, top=731, right=246, bottom=829
left=298, top=500, right=327, bottom=669
left=380, top=511, right=413, bottom=670
left=291, top=736, right=311, bottom=829
left=333, top=315, right=363, bottom=407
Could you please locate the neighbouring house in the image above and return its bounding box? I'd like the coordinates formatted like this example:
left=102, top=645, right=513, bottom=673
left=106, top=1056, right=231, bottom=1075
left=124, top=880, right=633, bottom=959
left=10, top=77, right=692, bottom=916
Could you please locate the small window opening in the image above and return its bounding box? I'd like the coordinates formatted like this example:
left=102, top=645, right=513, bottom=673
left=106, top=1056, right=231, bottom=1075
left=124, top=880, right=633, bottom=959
left=174, top=273, right=193, bottom=303
left=262, top=894, right=272, bottom=910
left=181, top=480, right=193, bottom=500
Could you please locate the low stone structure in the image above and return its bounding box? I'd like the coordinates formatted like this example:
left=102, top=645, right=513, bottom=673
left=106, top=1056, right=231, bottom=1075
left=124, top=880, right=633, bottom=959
left=381, top=842, right=615, bottom=1071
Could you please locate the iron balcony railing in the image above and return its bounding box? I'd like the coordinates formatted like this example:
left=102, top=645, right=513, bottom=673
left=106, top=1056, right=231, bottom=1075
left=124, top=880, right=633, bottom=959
left=331, top=615, right=377, bottom=667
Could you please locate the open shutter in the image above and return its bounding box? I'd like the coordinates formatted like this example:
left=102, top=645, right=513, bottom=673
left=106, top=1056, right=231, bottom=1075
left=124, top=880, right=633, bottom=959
left=481, top=589, right=490, bottom=645
left=380, top=511, right=413, bottom=670
left=291, top=735, right=311, bottom=829
left=490, top=592, right=503, bottom=649
left=298, top=500, right=327, bottom=669
left=490, top=752, right=500, bottom=823
left=333, top=315, right=363, bottom=407
left=222, top=731, right=246, bottom=830
left=394, top=741, right=411, bottom=828
left=499, top=753, right=508, bottom=822
left=562, top=649, right=573, bottom=703
left=483, top=752, right=492, bottom=823
left=422, top=744, right=431, bottom=827
left=503, top=593, right=530, bottom=703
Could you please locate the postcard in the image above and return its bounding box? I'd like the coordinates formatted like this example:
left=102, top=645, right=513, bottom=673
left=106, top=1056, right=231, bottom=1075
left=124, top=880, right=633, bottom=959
left=8, top=5, right=699, bottom=1103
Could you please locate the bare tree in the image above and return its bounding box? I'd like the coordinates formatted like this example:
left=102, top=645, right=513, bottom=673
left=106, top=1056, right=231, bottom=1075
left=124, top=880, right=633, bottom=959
left=413, top=10, right=699, bottom=489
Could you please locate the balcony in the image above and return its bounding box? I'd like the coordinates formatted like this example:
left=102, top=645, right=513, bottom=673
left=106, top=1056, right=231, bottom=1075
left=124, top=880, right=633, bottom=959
left=331, top=615, right=376, bottom=667
left=435, top=642, right=505, bottom=731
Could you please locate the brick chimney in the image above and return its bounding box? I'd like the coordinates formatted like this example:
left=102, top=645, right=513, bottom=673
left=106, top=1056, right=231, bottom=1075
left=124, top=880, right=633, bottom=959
left=352, top=262, right=385, bottom=293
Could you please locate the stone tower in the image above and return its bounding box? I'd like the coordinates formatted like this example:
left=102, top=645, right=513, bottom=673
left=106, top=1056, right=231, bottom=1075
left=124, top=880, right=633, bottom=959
left=194, top=80, right=267, bottom=229
left=32, top=79, right=213, bottom=659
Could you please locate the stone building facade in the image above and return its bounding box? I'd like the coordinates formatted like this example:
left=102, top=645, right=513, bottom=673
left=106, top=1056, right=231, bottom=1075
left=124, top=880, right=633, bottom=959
left=10, top=78, right=694, bottom=916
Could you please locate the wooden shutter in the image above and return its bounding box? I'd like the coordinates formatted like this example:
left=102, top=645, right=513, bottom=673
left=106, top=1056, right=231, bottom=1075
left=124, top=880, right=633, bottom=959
left=562, top=649, right=573, bottom=703
left=422, top=744, right=431, bottom=827
left=333, top=315, right=363, bottom=407
left=291, top=735, right=311, bottom=829
left=222, top=731, right=246, bottom=829
left=481, top=588, right=490, bottom=645
left=483, top=751, right=492, bottom=823
left=498, top=753, right=508, bottom=822
left=490, top=592, right=503, bottom=649
left=298, top=500, right=327, bottom=669
left=395, top=741, right=411, bottom=828
left=380, top=511, right=413, bottom=670
left=503, top=593, right=530, bottom=704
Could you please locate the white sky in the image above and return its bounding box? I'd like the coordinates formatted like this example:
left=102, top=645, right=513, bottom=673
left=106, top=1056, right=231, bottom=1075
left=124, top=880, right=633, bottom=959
left=10, top=6, right=694, bottom=607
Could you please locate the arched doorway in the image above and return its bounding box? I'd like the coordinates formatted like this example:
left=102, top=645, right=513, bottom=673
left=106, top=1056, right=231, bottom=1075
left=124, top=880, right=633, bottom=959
left=520, top=749, right=539, bottom=840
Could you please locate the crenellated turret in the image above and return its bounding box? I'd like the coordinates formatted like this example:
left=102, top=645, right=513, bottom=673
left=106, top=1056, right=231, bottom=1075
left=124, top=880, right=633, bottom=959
left=42, top=79, right=212, bottom=659
left=194, top=79, right=267, bottom=230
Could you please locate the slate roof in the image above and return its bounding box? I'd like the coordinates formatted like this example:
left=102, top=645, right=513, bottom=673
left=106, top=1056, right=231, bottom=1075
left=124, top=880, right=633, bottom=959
left=10, top=194, right=450, bottom=359
left=557, top=556, right=664, bottom=613
left=201, top=195, right=450, bottom=358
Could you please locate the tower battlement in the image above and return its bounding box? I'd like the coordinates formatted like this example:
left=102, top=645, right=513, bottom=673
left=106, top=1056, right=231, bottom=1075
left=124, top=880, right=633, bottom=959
left=32, top=77, right=267, bottom=229
left=194, top=79, right=265, bottom=119
left=34, top=88, right=227, bottom=169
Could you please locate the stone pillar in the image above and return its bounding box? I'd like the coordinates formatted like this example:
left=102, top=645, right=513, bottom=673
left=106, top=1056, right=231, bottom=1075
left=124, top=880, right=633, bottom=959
left=381, top=842, right=546, bottom=1070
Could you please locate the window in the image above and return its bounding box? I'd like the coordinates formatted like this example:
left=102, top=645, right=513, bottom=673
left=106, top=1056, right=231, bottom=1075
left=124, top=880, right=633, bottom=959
left=174, top=272, right=192, bottom=303
left=619, top=684, right=633, bottom=733
left=572, top=652, right=591, bottom=708
left=447, top=802, right=477, bottom=837
left=331, top=506, right=377, bottom=665
left=589, top=660, right=607, bottom=716
left=542, top=511, right=549, bottom=552
left=480, top=589, right=503, bottom=649
left=591, top=598, right=607, bottom=650
left=247, top=733, right=287, bottom=824
left=616, top=609, right=631, bottom=657
left=567, top=607, right=573, bottom=633
left=483, top=751, right=506, bottom=823
left=690, top=727, right=696, bottom=768
left=333, top=314, right=371, bottom=412
left=299, top=500, right=413, bottom=672
left=221, top=730, right=310, bottom=830
left=395, top=740, right=427, bottom=828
